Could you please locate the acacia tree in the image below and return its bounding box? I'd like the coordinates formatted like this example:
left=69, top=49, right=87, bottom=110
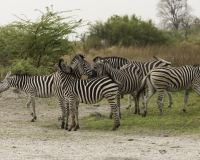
left=157, top=0, right=191, bottom=30
left=0, top=6, right=82, bottom=75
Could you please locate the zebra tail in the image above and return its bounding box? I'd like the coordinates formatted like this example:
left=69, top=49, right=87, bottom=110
left=136, top=75, right=148, bottom=100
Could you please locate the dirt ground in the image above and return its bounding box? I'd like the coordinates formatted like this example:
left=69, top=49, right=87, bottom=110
left=0, top=88, right=200, bottom=160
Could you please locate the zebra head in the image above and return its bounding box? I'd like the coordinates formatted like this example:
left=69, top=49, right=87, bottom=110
left=0, top=71, right=12, bottom=93
left=93, top=56, right=104, bottom=63
left=93, top=59, right=110, bottom=76
left=71, top=54, right=93, bottom=77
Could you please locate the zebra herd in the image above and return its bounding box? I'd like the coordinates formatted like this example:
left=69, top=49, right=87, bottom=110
left=1, top=54, right=200, bottom=131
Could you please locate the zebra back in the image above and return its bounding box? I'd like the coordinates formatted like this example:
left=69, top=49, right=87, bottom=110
left=0, top=72, right=55, bottom=97
left=93, top=59, right=142, bottom=94
left=93, top=56, right=129, bottom=69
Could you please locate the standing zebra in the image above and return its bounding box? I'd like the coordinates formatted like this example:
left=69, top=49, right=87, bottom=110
left=53, top=58, right=120, bottom=131
left=0, top=54, right=92, bottom=123
left=93, top=59, right=143, bottom=118
left=137, top=65, right=200, bottom=117
left=93, top=56, right=172, bottom=114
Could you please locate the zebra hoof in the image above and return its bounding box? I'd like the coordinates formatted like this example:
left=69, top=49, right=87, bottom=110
left=31, top=119, right=35, bottom=122
left=108, top=116, right=112, bottom=119
left=183, top=109, right=186, bottom=112
left=61, top=122, right=65, bottom=129
left=142, top=112, right=147, bottom=117
left=111, top=123, right=120, bottom=131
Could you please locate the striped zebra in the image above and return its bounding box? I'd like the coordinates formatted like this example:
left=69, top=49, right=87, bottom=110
left=93, top=59, right=143, bottom=118
left=137, top=65, right=200, bottom=117
left=0, top=55, right=92, bottom=123
left=93, top=56, right=172, bottom=114
left=53, top=58, right=120, bottom=131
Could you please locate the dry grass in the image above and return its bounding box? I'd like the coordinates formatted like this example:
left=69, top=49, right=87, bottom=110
left=74, top=44, right=200, bottom=67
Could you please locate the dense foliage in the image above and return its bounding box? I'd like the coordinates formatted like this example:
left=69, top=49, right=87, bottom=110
left=81, top=15, right=172, bottom=50
left=0, top=6, right=82, bottom=76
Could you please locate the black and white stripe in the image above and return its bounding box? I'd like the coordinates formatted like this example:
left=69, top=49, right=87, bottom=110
left=137, top=65, right=200, bottom=117
left=0, top=55, right=92, bottom=123
left=93, top=56, right=172, bottom=114
left=53, top=59, right=120, bottom=131
left=93, top=59, right=143, bottom=118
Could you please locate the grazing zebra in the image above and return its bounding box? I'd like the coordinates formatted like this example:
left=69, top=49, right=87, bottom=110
left=93, top=59, right=143, bottom=118
left=93, top=56, right=172, bottom=114
left=137, top=65, right=200, bottom=117
left=0, top=55, right=92, bottom=123
left=53, top=58, right=120, bottom=131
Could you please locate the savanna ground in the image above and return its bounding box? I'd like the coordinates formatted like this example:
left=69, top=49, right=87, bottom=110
left=1, top=44, right=200, bottom=160
left=1, top=88, right=200, bottom=160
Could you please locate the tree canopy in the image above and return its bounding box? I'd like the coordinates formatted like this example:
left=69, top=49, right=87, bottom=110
left=0, top=6, right=82, bottom=75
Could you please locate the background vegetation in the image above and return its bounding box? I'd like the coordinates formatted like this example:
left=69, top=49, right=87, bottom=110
left=0, top=0, right=200, bottom=136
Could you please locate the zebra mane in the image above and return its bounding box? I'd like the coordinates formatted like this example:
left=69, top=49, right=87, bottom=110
left=71, top=54, right=85, bottom=64
left=14, top=73, right=31, bottom=77
left=93, top=56, right=128, bottom=62
left=193, top=64, right=200, bottom=67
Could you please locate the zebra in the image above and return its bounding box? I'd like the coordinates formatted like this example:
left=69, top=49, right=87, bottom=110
left=93, top=59, right=143, bottom=118
left=53, top=58, right=120, bottom=131
left=93, top=56, right=172, bottom=114
left=137, top=65, right=200, bottom=117
left=0, top=54, right=92, bottom=123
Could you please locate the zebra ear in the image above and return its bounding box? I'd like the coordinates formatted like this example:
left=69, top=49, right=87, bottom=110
left=5, top=71, right=11, bottom=78
left=78, top=54, right=85, bottom=59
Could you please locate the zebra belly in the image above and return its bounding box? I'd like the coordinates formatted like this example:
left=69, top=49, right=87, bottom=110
left=166, top=86, right=183, bottom=92
left=78, top=96, right=104, bottom=104
left=35, top=92, right=54, bottom=98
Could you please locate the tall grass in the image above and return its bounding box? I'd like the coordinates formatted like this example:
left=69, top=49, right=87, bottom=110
left=73, top=44, right=200, bottom=67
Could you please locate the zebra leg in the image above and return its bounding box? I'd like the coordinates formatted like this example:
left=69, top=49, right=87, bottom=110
left=74, top=101, right=80, bottom=130
left=111, top=104, right=120, bottom=131
left=166, top=91, right=173, bottom=108
left=157, top=92, right=165, bottom=115
left=142, top=88, right=156, bottom=117
left=27, top=95, right=37, bottom=122
left=126, top=94, right=132, bottom=110
left=26, top=98, right=33, bottom=117
left=58, top=99, right=66, bottom=129
left=183, top=90, right=190, bottom=112
left=111, top=93, right=121, bottom=119
left=68, top=100, right=77, bottom=131
left=133, top=94, right=140, bottom=115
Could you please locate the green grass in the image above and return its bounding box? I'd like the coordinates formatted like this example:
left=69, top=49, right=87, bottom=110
left=80, top=91, right=200, bottom=136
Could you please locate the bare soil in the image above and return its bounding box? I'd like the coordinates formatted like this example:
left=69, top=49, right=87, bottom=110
left=0, top=88, right=200, bottom=160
